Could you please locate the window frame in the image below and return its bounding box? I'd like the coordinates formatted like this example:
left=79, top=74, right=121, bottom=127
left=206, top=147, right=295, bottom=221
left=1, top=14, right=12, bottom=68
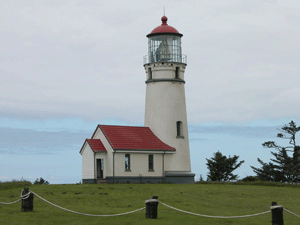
left=125, top=154, right=131, bottom=171
left=148, top=67, right=152, bottom=80
left=148, top=154, right=154, bottom=171
left=176, top=121, right=184, bottom=138
left=175, top=66, right=180, bottom=79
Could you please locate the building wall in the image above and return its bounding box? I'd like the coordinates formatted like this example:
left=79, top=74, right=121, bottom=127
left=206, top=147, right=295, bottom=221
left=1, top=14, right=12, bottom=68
left=81, top=143, right=95, bottom=180
left=114, top=152, right=164, bottom=177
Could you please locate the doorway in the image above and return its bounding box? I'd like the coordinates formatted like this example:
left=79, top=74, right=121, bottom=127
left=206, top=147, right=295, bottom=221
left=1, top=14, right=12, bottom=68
left=96, top=159, right=104, bottom=179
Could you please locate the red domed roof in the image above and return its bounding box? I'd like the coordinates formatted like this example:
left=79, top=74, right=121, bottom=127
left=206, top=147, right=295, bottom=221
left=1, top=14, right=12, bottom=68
left=147, top=16, right=182, bottom=37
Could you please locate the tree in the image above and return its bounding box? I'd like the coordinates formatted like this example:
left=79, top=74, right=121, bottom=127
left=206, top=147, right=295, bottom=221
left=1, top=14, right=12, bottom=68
left=206, top=151, right=244, bottom=182
left=34, top=177, right=49, bottom=185
left=251, top=120, right=300, bottom=183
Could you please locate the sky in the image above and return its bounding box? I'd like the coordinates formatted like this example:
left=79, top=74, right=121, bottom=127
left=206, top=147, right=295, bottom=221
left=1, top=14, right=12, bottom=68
left=1, top=0, right=300, bottom=184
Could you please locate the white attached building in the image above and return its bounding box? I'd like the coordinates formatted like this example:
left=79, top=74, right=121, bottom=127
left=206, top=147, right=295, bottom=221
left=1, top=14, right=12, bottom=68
left=80, top=16, right=195, bottom=184
left=80, top=125, right=176, bottom=183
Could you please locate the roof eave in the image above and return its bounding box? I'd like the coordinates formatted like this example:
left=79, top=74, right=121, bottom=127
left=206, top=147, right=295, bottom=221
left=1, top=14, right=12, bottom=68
left=113, top=148, right=176, bottom=152
left=79, top=139, right=88, bottom=154
left=147, top=32, right=183, bottom=38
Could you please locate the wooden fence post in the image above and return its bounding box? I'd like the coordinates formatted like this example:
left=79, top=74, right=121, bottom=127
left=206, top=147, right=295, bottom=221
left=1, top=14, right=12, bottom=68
left=271, top=202, right=284, bottom=225
left=21, top=187, right=34, bottom=212
left=145, top=196, right=159, bottom=219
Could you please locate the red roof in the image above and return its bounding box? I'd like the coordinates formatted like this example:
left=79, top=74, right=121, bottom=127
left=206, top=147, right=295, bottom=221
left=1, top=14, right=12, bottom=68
left=85, top=139, right=106, bottom=152
left=98, top=125, right=175, bottom=151
left=148, top=16, right=182, bottom=36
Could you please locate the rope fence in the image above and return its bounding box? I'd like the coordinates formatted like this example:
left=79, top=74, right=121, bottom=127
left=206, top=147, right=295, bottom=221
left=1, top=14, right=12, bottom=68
left=159, top=201, right=271, bottom=218
left=1, top=189, right=300, bottom=223
left=1, top=191, right=144, bottom=217
left=31, top=191, right=145, bottom=217
left=284, top=208, right=300, bottom=218
left=0, top=191, right=31, bottom=205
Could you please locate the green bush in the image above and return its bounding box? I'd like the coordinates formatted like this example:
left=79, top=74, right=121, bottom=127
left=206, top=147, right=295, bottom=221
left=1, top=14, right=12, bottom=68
left=33, top=177, right=49, bottom=185
left=240, top=176, right=259, bottom=182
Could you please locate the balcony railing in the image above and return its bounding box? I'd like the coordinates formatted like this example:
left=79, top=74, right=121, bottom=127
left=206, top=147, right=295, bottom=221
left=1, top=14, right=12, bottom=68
left=143, top=54, right=187, bottom=65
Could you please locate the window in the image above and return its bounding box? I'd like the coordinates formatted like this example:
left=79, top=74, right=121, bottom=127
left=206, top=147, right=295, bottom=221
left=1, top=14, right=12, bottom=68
left=148, top=68, right=152, bottom=80
left=176, top=121, right=184, bottom=138
left=175, top=67, right=180, bottom=79
left=148, top=35, right=182, bottom=63
left=125, top=154, right=130, bottom=171
left=148, top=154, right=154, bottom=171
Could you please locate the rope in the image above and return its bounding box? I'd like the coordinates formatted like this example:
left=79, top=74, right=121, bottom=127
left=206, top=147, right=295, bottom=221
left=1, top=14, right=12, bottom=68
left=0, top=192, right=31, bottom=205
left=31, top=191, right=145, bottom=217
left=159, top=201, right=270, bottom=219
left=284, top=208, right=300, bottom=218
left=0, top=198, right=22, bottom=205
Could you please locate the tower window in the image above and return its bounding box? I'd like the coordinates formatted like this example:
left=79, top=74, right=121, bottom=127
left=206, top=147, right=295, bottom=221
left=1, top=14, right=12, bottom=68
left=148, top=68, right=152, bottom=80
left=148, top=154, right=154, bottom=171
left=176, top=121, right=184, bottom=138
left=125, top=154, right=131, bottom=171
left=175, top=67, right=180, bottom=79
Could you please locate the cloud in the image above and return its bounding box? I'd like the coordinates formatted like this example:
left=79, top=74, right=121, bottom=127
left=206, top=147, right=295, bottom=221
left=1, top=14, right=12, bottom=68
left=0, top=0, right=299, bottom=124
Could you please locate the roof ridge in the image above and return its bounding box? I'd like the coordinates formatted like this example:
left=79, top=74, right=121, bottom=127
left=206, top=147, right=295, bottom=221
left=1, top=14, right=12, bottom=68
left=98, top=124, right=149, bottom=128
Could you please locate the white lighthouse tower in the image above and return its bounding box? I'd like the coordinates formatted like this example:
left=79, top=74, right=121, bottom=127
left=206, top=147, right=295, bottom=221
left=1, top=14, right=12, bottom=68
left=144, top=16, right=195, bottom=183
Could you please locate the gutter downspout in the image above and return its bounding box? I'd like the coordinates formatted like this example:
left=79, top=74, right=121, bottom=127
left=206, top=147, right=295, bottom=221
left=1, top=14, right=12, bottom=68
left=94, top=152, right=96, bottom=184
left=113, top=151, right=115, bottom=184
left=163, top=151, right=165, bottom=183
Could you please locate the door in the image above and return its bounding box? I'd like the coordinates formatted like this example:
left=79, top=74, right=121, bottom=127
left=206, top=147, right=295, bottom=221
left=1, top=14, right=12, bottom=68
left=96, top=159, right=104, bottom=179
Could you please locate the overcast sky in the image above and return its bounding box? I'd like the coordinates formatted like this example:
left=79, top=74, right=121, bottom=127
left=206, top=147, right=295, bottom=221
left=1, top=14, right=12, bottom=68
left=1, top=0, right=300, bottom=183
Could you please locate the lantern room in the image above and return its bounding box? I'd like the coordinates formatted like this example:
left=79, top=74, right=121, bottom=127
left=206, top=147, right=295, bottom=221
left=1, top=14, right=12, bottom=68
left=144, top=16, right=186, bottom=64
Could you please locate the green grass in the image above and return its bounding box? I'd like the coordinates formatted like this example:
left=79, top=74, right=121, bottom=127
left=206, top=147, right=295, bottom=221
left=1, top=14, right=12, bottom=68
left=0, top=180, right=32, bottom=191
left=1, top=183, right=300, bottom=224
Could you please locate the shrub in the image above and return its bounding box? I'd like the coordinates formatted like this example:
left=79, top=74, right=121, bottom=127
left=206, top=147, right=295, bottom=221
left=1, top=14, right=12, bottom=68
left=34, top=177, right=49, bottom=185
left=240, top=176, right=259, bottom=182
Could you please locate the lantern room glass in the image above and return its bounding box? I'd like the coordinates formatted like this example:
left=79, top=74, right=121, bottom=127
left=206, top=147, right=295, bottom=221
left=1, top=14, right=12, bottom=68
left=148, top=35, right=182, bottom=63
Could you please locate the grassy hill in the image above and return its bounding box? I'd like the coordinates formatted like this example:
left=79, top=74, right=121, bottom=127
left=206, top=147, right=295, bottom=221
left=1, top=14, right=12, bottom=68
left=1, top=182, right=300, bottom=225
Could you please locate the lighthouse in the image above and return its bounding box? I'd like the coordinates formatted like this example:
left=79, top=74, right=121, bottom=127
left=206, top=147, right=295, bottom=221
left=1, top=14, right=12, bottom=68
left=144, top=16, right=195, bottom=183
left=80, top=15, right=194, bottom=184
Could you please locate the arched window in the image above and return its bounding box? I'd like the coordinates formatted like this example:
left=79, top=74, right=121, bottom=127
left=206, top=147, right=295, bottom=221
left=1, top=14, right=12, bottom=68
left=176, top=121, right=184, bottom=138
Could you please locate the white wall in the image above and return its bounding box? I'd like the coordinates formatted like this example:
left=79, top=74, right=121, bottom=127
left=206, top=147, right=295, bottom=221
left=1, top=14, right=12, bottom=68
left=114, top=152, right=163, bottom=177
left=144, top=62, right=192, bottom=172
left=81, top=143, right=95, bottom=179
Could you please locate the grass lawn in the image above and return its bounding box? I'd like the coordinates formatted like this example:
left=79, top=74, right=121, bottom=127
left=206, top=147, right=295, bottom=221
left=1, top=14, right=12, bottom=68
left=1, top=183, right=300, bottom=224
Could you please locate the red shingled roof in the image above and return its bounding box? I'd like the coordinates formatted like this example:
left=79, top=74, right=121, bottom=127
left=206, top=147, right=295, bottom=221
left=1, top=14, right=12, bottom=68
left=98, top=125, right=175, bottom=151
left=83, top=139, right=106, bottom=152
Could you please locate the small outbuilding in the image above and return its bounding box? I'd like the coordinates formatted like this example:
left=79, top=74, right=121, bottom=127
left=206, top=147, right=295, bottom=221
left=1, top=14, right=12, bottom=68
left=80, top=125, right=176, bottom=184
